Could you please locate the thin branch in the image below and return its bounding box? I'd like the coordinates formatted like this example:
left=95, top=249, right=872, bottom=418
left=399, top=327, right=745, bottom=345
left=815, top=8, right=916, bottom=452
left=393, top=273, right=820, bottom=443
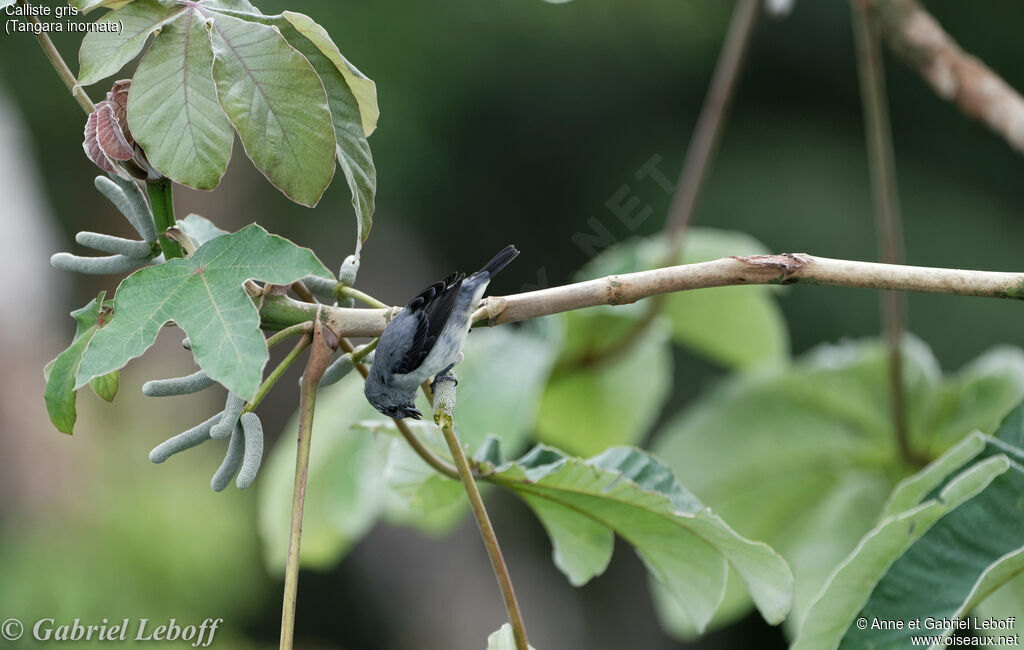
left=663, top=0, right=760, bottom=257
left=18, top=1, right=95, bottom=115
left=339, top=285, right=389, bottom=309
left=434, top=399, right=529, bottom=650
left=280, top=315, right=335, bottom=650
left=853, top=4, right=917, bottom=465
left=579, top=0, right=760, bottom=377
left=260, top=254, right=1024, bottom=337
left=244, top=334, right=312, bottom=415
left=264, top=321, right=314, bottom=350
left=871, top=0, right=1024, bottom=153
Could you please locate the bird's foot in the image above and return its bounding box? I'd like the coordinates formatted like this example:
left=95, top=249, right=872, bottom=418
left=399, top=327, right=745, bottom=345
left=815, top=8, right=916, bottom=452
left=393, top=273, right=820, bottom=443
left=430, top=366, right=459, bottom=392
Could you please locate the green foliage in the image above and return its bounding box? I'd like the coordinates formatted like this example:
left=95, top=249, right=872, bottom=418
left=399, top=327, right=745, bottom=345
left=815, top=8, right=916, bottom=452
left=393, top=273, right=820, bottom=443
left=792, top=403, right=1024, bottom=648
left=128, top=8, right=233, bottom=190
left=76, top=1, right=378, bottom=219
left=576, top=228, right=789, bottom=369
left=89, top=370, right=119, bottom=402
left=43, top=292, right=111, bottom=434
left=75, top=224, right=332, bottom=400
left=537, top=315, right=672, bottom=456
left=490, top=445, right=793, bottom=632
left=650, top=338, right=1024, bottom=639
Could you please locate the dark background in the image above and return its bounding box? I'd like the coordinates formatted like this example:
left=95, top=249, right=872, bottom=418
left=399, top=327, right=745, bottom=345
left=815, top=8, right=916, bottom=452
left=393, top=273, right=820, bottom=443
left=1, top=1, right=1022, bottom=648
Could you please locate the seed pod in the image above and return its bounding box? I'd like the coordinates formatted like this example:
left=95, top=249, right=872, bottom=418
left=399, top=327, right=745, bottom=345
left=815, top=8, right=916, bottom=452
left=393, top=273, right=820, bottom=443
left=50, top=252, right=149, bottom=275
left=76, top=231, right=154, bottom=259
left=94, top=175, right=157, bottom=243
left=236, top=412, right=264, bottom=490
left=142, top=370, right=215, bottom=397
left=302, top=274, right=337, bottom=303
left=211, top=393, right=245, bottom=439
left=149, top=412, right=221, bottom=463
left=211, top=422, right=245, bottom=492
left=338, top=255, right=360, bottom=286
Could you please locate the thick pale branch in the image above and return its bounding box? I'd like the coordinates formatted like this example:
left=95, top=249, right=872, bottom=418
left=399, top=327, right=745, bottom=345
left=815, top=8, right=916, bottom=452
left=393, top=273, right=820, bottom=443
left=261, top=254, right=1024, bottom=337
left=873, top=0, right=1024, bottom=152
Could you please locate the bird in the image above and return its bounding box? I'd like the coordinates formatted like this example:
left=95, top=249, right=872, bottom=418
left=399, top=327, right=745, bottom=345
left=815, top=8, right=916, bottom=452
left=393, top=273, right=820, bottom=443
left=364, top=245, right=520, bottom=419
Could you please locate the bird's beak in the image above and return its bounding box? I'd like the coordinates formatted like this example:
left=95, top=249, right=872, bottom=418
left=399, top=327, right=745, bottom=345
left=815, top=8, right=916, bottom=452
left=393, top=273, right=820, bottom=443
left=402, top=406, right=422, bottom=420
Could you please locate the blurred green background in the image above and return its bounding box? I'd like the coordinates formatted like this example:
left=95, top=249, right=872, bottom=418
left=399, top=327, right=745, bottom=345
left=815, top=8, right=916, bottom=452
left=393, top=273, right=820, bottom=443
left=1, top=0, right=1023, bottom=648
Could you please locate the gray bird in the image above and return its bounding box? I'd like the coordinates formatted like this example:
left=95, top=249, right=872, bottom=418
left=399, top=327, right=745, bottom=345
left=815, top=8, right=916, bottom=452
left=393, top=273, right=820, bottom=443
left=364, top=245, right=520, bottom=419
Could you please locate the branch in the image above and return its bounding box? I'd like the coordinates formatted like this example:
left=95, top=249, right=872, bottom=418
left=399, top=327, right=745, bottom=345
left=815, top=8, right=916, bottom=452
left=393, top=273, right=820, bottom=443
left=852, top=4, right=919, bottom=466
left=872, top=0, right=1024, bottom=153
left=259, top=254, right=1024, bottom=336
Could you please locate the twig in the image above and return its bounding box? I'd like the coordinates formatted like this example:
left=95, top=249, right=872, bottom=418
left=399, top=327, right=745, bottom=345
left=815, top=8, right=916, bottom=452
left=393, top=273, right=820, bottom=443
left=434, top=393, right=529, bottom=650
left=578, top=0, right=760, bottom=377
left=338, top=285, right=389, bottom=309
left=265, top=322, right=314, bottom=350
left=280, top=314, right=335, bottom=650
left=663, top=0, right=760, bottom=258
left=872, top=0, right=1024, bottom=153
left=260, top=254, right=1024, bottom=337
left=244, top=334, right=312, bottom=415
left=18, top=1, right=95, bottom=115
left=852, top=4, right=917, bottom=465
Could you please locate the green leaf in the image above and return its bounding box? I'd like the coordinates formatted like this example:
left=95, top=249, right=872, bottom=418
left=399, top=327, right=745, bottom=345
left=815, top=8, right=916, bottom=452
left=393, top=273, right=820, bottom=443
left=43, top=293, right=109, bottom=434
left=76, top=224, right=331, bottom=400
left=89, top=370, right=119, bottom=402
left=791, top=426, right=1024, bottom=649
left=259, top=375, right=388, bottom=573
left=282, top=11, right=379, bottom=137
left=491, top=445, right=794, bottom=632
left=536, top=315, right=671, bottom=456
left=207, top=11, right=337, bottom=206
left=485, top=624, right=537, bottom=650
left=577, top=229, right=788, bottom=369
left=69, top=0, right=136, bottom=15
left=128, top=7, right=233, bottom=190
left=177, top=214, right=228, bottom=247
left=78, top=0, right=185, bottom=86
left=650, top=337, right=1024, bottom=638
left=226, top=10, right=377, bottom=243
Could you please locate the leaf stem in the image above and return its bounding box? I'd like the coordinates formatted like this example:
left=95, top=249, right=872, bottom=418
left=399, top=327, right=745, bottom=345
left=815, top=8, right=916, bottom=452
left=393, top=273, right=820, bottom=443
left=436, top=410, right=529, bottom=650
left=243, top=334, right=312, bottom=415
left=338, top=285, right=389, bottom=309
left=146, top=179, right=185, bottom=260
left=852, top=3, right=920, bottom=466
left=18, top=0, right=95, bottom=115
left=265, top=322, right=314, bottom=350
left=280, top=317, right=335, bottom=650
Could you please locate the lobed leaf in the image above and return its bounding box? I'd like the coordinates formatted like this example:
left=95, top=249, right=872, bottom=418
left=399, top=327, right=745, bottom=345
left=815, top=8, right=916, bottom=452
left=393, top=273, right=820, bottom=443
left=43, top=293, right=111, bottom=434
left=75, top=224, right=331, bottom=400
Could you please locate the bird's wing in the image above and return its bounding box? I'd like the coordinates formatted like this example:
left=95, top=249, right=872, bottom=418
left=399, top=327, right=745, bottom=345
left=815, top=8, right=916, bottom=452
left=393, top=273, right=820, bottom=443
left=391, top=272, right=465, bottom=375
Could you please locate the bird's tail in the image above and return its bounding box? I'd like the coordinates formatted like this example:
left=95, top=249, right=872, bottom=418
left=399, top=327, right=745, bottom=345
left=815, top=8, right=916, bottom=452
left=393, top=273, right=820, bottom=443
left=474, top=244, right=519, bottom=279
